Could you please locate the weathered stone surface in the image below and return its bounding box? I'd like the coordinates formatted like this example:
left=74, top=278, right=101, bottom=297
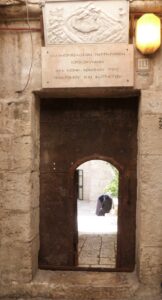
left=0, top=134, right=36, bottom=173
left=0, top=26, right=41, bottom=98
left=0, top=270, right=139, bottom=299
left=138, top=155, right=162, bottom=199
left=140, top=90, right=162, bottom=115
left=137, top=155, right=162, bottom=247
left=0, top=89, right=40, bottom=286
left=138, top=210, right=162, bottom=246
left=0, top=240, right=35, bottom=283
left=2, top=172, right=36, bottom=211
left=138, top=246, right=162, bottom=286
left=138, top=114, right=162, bottom=155
left=0, top=2, right=162, bottom=299
left=0, top=270, right=159, bottom=300
left=0, top=136, right=12, bottom=170
left=0, top=135, right=38, bottom=173
left=0, top=98, right=34, bottom=139
left=0, top=208, right=39, bottom=243
left=152, top=46, right=162, bottom=90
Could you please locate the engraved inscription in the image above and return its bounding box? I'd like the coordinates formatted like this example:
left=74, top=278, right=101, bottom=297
left=137, top=59, right=150, bottom=71
left=43, top=1, right=129, bottom=45
left=42, top=44, right=134, bottom=88
left=136, top=58, right=151, bottom=78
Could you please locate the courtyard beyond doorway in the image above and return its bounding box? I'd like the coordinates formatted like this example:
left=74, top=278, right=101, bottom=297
left=77, top=200, right=117, bottom=268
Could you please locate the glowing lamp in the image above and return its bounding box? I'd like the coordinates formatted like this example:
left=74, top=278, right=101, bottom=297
left=136, top=13, right=161, bottom=55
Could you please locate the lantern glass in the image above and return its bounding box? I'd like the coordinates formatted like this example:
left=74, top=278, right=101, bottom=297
left=136, top=13, right=161, bottom=55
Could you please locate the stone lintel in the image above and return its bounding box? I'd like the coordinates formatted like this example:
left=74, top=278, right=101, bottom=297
left=35, top=87, right=140, bottom=99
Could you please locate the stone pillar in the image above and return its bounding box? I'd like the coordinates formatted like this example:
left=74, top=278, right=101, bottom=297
left=0, top=23, right=41, bottom=283
left=136, top=47, right=162, bottom=287
left=0, top=94, right=40, bottom=283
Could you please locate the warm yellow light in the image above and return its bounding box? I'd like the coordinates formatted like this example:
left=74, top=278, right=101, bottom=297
left=136, top=13, right=161, bottom=54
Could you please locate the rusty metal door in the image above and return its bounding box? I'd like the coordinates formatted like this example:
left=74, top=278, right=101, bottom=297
left=39, top=98, right=138, bottom=271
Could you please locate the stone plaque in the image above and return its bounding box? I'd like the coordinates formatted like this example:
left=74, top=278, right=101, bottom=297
left=43, top=1, right=129, bottom=45
left=42, top=44, right=134, bottom=88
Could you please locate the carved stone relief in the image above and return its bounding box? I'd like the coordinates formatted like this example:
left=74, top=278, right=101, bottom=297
left=43, top=1, right=129, bottom=45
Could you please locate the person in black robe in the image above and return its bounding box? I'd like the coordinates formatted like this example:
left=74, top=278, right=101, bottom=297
left=96, top=194, right=113, bottom=216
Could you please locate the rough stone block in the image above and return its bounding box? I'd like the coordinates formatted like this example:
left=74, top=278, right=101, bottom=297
left=138, top=246, right=162, bottom=286
left=3, top=172, right=32, bottom=211
left=140, top=90, right=162, bottom=115
left=152, top=46, right=162, bottom=90
left=0, top=135, right=12, bottom=170
left=137, top=155, right=162, bottom=245
left=10, top=102, right=31, bottom=133
left=138, top=114, right=162, bottom=155
left=0, top=208, right=39, bottom=243
left=2, top=171, right=39, bottom=211
left=138, top=155, right=162, bottom=206
left=0, top=172, right=4, bottom=191
left=0, top=30, right=41, bottom=97
left=0, top=240, right=34, bottom=283
left=12, top=135, right=32, bottom=160
left=7, top=136, right=39, bottom=172
left=137, top=209, right=162, bottom=246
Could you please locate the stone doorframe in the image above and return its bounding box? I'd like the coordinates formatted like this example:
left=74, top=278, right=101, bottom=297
left=34, top=87, right=162, bottom=289
left=38, top=95, right=138, bottom=271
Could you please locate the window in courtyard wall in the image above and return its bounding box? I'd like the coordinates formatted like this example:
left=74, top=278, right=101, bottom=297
left=76, top=160, right=119, bottom=269
left=77, top=169, right=84, bottom=200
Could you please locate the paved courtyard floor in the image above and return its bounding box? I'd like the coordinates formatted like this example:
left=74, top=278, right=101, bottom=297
left=77, top=200, right=118, bottom=268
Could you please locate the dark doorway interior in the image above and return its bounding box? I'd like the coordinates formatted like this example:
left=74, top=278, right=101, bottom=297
left=39, top=97, right=138, bottom=271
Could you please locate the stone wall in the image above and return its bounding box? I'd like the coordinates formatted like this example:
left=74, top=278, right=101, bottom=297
left=0, top=2, right=162, bottom=300
left=137, top=92, right=162, bottom=285
left=134, top=41, right=162, bottom=288
left=0, top=22, right=41, bottom=283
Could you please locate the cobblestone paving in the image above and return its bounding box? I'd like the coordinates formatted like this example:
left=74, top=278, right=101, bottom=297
left=78, top=233, right=116, bottom=268
left=77, top=200, right=117, bottom=268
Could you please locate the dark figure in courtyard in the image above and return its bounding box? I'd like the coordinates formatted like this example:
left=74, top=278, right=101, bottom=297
left=96, top=194, right=113, bottom=216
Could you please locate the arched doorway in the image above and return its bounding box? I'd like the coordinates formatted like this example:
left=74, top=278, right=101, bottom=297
left=39, top=97, right=138, bottom=271
left=76, top=159, right=119, bottom=268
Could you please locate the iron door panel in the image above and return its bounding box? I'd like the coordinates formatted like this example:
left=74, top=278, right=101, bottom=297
left=39, top=98, right=138, bottom=270
left=39, top=172, right=76, bottom=266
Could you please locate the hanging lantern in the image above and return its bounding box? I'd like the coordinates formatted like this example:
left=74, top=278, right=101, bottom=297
left=136, top=13, right=161, bottom=55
